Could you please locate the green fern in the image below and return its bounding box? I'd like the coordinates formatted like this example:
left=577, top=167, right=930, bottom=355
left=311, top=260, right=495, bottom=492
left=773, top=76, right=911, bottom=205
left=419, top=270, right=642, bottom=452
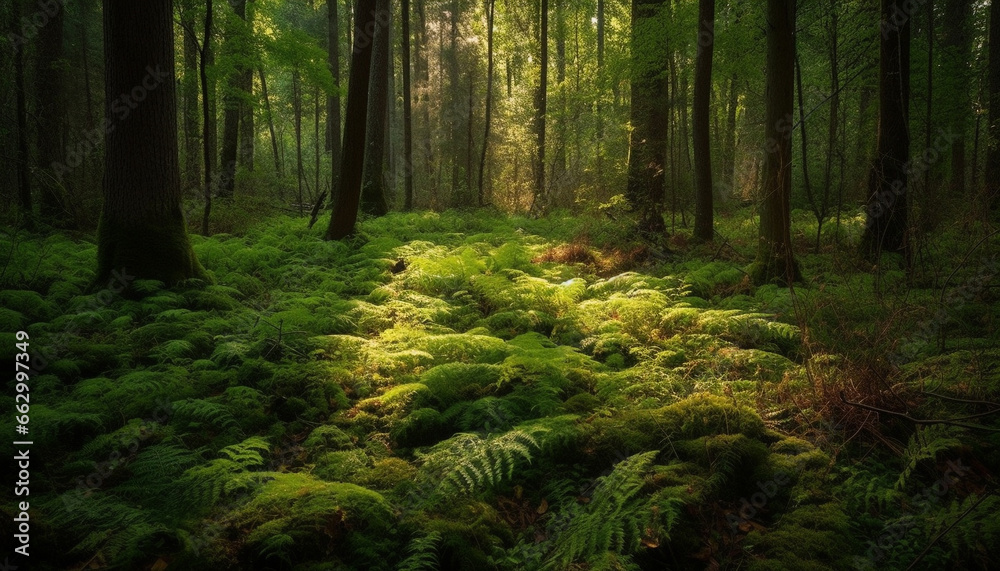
left=416, top=427, right=545, bottom=499
left=546, top=451, right=660, bottom=568
left=896, top=425, right=963, bottom=490
left=397, top=531, right=442, bottom=571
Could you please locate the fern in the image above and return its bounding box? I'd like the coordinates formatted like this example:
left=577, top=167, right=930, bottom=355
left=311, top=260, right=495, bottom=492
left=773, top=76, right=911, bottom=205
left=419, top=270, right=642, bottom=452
left=546, top=451, right=659, bottom=568
left=397, top=531, right=442, bottom=571
left=896, top=425, right=963, bottom=490
left=172, top=398, right=240, bottom=433
left=415, top=427, right=545, bottom=500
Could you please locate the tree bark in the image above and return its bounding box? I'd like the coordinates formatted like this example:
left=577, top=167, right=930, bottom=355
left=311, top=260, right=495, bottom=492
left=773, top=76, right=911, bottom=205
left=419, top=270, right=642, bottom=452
left=941, top=0, right=973, bottom=195
left=533, top=0, right=549, bottom=211
left=325, top=0, right=377, bottom=239
left=360, top=0, right=390, bottom=216
left=218, top=0, right=248, bottom=198
left=200, top=0, right=215, bottom=234
left=35, top=0, right=66, bottom=221
left=181, top=1, right=201, bottom=191
left=752, top=0, right=800, bottom=285
left=259, top=67, right=281, bottom=176
left=693, top=0, right=715, bottom=242
left=401, top=0, right=415, bottom=209
left=477, top=0, right=495, bottom=207
left=987, top=0, right=1000, bottom=209
left=626, top=0, right=667, bottom=232
left=238, top=0, right=255, bottom=171
left=12, top=0, right=32, bottom=219
left=96, top=0, right=206, bottom=287
left=327, top=0, right=342, bottom=192
left=861, top=0, right=911, bottom=259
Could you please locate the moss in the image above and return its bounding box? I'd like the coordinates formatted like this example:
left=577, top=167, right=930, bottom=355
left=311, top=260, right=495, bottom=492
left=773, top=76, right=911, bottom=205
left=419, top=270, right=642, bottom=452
left=303, top=425, right=355, bottom=454
left=356, top=457, right=417, bottom=489
left=313, top=449, right=370, bottom=481
left=93, top=205, right=210, bottom=290
left=745, top=502, right=856, bottom=570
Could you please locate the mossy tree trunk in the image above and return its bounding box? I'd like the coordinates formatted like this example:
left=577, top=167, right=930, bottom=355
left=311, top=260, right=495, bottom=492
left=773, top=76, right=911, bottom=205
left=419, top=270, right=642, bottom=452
left=627, top=0, right=668, bottom=234
left=95, top=0, right=207, bottom=288
left=325, top=0, right=376, bottom=240
left=752, top=0, right=801, bottom=285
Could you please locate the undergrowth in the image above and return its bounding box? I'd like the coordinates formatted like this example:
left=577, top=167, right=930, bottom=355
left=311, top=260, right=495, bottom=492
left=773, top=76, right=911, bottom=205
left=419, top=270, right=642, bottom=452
left=1, top=209, right=997, bottom=570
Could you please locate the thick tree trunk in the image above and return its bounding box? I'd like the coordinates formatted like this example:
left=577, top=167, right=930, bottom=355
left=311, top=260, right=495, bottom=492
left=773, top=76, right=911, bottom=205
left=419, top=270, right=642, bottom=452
left=35, top=0, right=66, bottom=221
left=360, top=0, right=390, bottom=216
left=327, top=0, right=342, bottom=185
left=325, top=0, right=376, bottom=239
left=626, top=0, right=667, bottom=232
left=692, top=0, right=715, bottom=242
left=987, top=0, right=1000, bottom=209
left=941, top=0, right=973, bottom=195
left=218, top=0, right=248, bottom=198
left=752, top=0, right=800, bottom=285
left=96, top=0, right=206, bottom=287
left=861, top=0, right=911, bottom=259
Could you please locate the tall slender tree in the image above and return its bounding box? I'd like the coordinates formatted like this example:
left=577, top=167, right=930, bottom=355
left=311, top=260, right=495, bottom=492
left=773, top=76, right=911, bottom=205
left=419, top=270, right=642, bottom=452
left=862, top=0, right=911, bottom=259
left=693, top=0, right=715, bottom=242
left=180, top=0, right=202, bottom=192
left=477, top=0, right=496, bottom=206
left=326, top=0, right=377, bottom=240
left=96, top=0, right=206, bottom=286
left=402, top=0, right=415, bottom=209
left=218, top=0, right=249, bottom=198
left=35, top=0, right=66, bottom=221
left=533, top=0, right=549, bottom=211
left=12, top=0, right=32, bottom=219
left=752, top=0, right=800, bottom=284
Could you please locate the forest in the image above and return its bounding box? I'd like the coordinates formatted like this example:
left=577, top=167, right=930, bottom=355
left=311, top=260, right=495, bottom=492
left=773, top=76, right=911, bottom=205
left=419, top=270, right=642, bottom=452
left=1, top=0, right=999, bottom=568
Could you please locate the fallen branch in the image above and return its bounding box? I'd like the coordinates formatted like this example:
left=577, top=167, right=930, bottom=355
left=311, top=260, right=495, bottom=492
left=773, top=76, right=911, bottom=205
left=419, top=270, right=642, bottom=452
left=839, top=392, right=1000, bottom=432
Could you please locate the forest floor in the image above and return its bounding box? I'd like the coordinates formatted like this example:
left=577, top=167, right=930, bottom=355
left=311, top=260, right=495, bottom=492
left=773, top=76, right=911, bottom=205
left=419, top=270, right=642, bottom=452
left=1, top=207, right=998, bottom=570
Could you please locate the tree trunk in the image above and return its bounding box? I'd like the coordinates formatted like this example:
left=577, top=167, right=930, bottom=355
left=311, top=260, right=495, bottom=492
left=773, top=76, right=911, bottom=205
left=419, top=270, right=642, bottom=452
left=12, top=0, right=32, bottom=219
left=35, top=0, right=66, bottom=221
left=218, top=0, right=247, bottom=198
left=259, top=67, right=281, bottom=176
left=402, top=0, right=415, bottom=209
left=477, top=0, right=495, bottom=207
left=987, top=0, right=1000, bottom=209
left=693, top=0, right=715, bottom=242
left=238, top=0, right=255, bottom=171
left=533, top=0, right=549, bottom=211
left=327, top=0, right=342, bottom=190
left=293, top=68, right=304, bottom=215
left=861, top=0, right=911, bottom=259
left=96, top=0, right=206, bottom=286
left=200, top=0, right=215, bottom=234
left=752, top=0, right=800, bottom=285
left=723, top=74, right=737, bottom=189
left=626, top=0, right=667, bottom=232
left=326, top=0, right=377, bottom=239
left=361, top=0, right=390, bottom=216
left=181, top=2, right=201, bottom=191
left=941, top=0, right=973, bottom=195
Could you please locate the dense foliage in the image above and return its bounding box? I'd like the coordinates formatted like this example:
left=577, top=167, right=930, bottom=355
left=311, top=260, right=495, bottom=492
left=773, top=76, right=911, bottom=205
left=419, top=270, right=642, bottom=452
left=2, top=208, right=997, bottom=570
